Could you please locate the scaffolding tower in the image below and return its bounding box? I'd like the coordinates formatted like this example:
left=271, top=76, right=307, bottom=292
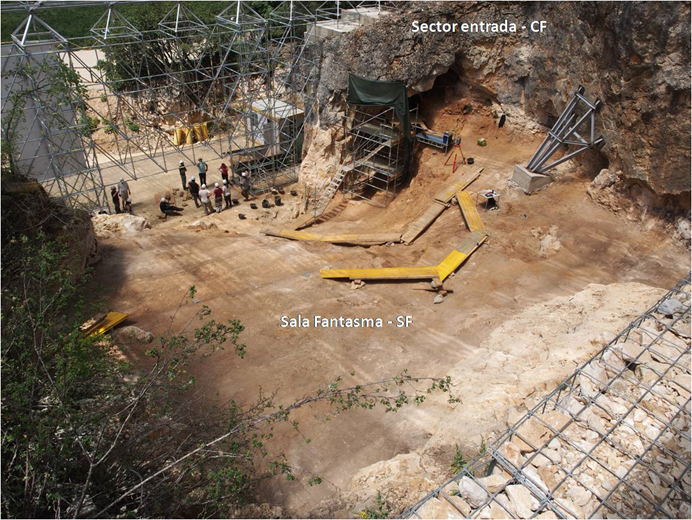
left=342, top=104, right=414, bottom=208
left=402, top=274, right=691, bottom=519
left=1, top=1, right=392, bottom=212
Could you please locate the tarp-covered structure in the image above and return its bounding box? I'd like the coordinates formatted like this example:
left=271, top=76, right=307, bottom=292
left=347, top=74, right=411, bottom=175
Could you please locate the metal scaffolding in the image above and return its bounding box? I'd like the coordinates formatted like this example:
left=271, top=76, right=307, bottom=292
left=342, top=104, right=414, bottom=208
left=402, top=274, right=691, bottom=519
left=1, top=1, right=390, bottom=212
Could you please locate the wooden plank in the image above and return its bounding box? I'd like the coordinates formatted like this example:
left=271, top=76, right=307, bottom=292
left=320, top=265, right=440, bottom=280
left=437, top=231, right=488, bottom=281
left=267, top=229, right=401, bottom=246
left=279, top=230, right=324, bottom=241
left=433, top=168, right=483, bottom=203
left=457, top=191, right=486, bottom=233
left=83, top=312, right=130, bottom=337
left=401, top=203, right=447, bottom=244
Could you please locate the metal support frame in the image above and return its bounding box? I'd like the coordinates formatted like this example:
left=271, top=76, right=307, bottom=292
left=341, top=104, right=415, bottom=208
left=526, top=86, right=605, bottom=175
left=2, top=1, right=377, bottom=212
left=401, top=273, right=691, bottom=519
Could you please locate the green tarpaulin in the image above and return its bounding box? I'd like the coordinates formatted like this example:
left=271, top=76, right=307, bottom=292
left=347, top=74, right=410, bottom=175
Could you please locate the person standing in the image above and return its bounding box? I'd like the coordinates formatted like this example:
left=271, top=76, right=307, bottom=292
left=213, top=182, right=224, bottom=214
left=219, top=163, right=229, bottom=184
left=199, top=183, right=213, bottom=215
left=111, top=186, right=121, bottom=213
left=197, top=158, right=208, bottom=186
left=240, top=171, right=251, bottom=201
left=117, top=178, right=130, bottom=203
left=178, top=160, right=187, bottom=191
left=222, top=179, right=232, bottom=209
left=188, top=177, right=201, bottom=208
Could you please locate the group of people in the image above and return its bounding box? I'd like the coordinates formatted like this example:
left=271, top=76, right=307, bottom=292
left=111, top=178, right=132, bottom=213
left=110, top=157, right=252, bottom=218
left=179, top=158, right=253, bottom=216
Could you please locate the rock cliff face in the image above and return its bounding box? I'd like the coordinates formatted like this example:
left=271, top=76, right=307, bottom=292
left=312, top=1, right=690, bottom=197
left=1, top=180, right=99, bottom=280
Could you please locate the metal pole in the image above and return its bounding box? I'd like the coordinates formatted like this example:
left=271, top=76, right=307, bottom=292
left=175, top=2, right=180, bottom=33
left=104, top=8, right=112, bottom=39
left=531, top=108, right=593, bottom=171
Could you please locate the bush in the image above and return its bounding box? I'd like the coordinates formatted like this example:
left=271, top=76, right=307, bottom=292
left=103, top=118, right=116, bottom=134
left=125, top=118, right=140, bottom=133
left=450, top=444, right=468, bottom=475
left=82, top=114, right=100, bottom=135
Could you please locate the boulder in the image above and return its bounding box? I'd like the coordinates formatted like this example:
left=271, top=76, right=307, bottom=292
left=505, top=485, right=534, bottom=519
left=458, top=476, right=489, bottom=508
left=113, top=325, right=154, bottom=344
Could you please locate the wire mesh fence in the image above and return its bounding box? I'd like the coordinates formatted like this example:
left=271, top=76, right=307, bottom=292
left=402, top=273, right=691, bottom=519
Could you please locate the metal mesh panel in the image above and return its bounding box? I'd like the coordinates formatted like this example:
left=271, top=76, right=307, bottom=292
left=402, top=274, right=691, bottom=519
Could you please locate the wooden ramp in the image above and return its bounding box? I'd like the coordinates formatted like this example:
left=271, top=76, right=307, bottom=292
left=401, top=203, right=447, bottom=245
left=437, top=231, right=488, bottom=281
left=456, top=191, right=486, bottom=233
left=263, top=228, right=401, bottom=246
left=433, top=169, right=483, bottom=204
left=80, top=311, right=129, bottom=337
left=320, top=265, right=440, bottom=281
left=402, top=170, right=482, bottom=245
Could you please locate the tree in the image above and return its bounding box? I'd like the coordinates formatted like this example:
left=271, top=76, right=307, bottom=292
left=1, top=231, right=460, bottom=518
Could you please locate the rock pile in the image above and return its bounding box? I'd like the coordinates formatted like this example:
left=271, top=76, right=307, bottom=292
left=407, top=277, right=691, bottom=519
left=92, top=214, right=151, bottom=238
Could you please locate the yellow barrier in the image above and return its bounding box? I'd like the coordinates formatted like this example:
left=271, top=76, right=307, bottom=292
left=173, top=128, right=185, bottom=146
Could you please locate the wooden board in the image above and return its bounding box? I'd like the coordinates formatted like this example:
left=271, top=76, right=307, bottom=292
left=320, top=265, right=440, bottom=280
left=433, top=168, right=483, bottom=204
left=81, top=311, right=130, bottom=337
left=263, top=229, right=401, bottom=246
left=437, top=231, right=488, bottom=281
left=457, top=191, right=486, bottom=233
left=401, top=202, right=447, bottom=245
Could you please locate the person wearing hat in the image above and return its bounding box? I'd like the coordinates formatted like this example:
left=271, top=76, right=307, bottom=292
left=117, top=177, right=130, bottom=203
left=110, top=186, right=121, bottom=213
left=197, top=158, right=208, bottom=186
left=178, top=160, right=187, bottom=191
left=159, top=196, right=184, bottom=219
left=188, top=177, right=201, bottom=208
left=240, top=171, right=251, bottom=201
left=213, top=182, right=224, bottom=213
left=222, top=179, right=232, bottom=209
left=198, top=183, right=213, bottom=215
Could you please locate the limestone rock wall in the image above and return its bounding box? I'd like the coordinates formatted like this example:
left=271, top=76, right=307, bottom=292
left=312, top=1, right=690, bottom=196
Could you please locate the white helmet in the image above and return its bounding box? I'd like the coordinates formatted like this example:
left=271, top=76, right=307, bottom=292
left=215, top=182, right=219, bottom=187
left=223, top=180, right=228, bottom=184
left=160, top=197, right=167, bottom=202
left=179, top=160, right=184, bottom=165
left=119, top=177, right=124, bottom=182
left=201, top=184, right=206, bottom=189
left=190, top=176, right=195, bottom=181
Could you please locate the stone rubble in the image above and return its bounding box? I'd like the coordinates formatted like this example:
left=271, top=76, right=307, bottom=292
left=406, top=279, right=691, bottom=519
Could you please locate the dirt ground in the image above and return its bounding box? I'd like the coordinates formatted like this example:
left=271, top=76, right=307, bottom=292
left=88, top=106, right=690, bottom=516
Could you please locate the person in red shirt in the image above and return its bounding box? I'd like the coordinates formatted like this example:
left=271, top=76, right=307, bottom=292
left=219, top=163, right=229, bottom=184
left=213, top=182, right=224, bottom=213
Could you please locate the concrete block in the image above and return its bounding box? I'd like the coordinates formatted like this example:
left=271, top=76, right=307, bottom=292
left=512, top=165, right=553, bottom=193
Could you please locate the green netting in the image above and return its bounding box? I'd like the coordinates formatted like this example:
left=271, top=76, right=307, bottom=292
left=347, top=74, right=410, bottom=175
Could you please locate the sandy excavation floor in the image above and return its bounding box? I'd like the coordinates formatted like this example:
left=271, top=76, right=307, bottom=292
left=88, top=116, right=690, bottom=516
